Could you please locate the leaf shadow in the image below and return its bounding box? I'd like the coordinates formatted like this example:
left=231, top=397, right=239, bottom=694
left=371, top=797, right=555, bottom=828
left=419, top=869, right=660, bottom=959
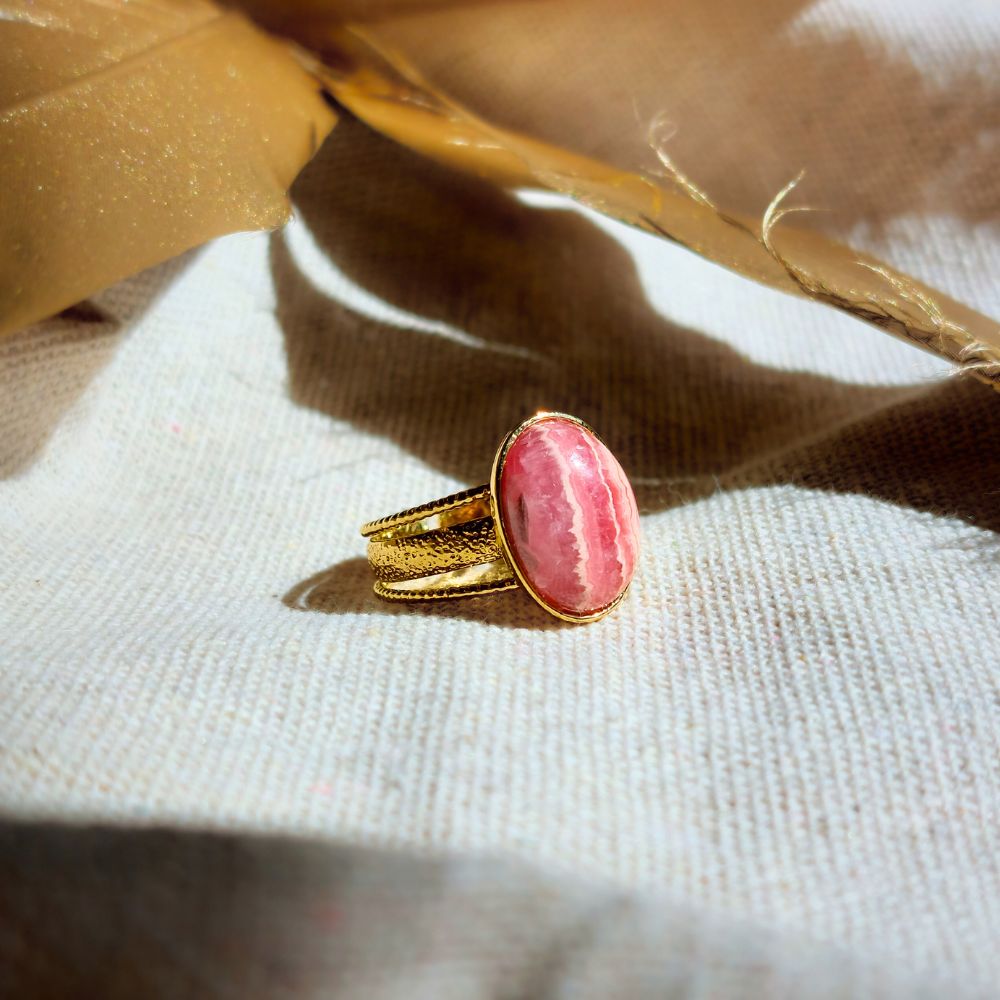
left=272, top=119, right=1000, bottom=623
left=392, top=0, right=1000, bottom=236
left=0, top=252, right=196, bottom=478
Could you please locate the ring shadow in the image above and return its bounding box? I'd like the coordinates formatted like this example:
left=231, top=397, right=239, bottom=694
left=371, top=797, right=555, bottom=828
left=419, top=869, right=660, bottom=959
left=274, top=119, right=1000, bottom=625
left=283, top=555, right=563, bottom=629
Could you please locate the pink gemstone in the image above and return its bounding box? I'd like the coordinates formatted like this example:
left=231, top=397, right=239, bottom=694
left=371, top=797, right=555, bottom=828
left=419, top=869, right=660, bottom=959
left=498, top=416, right=640, bottom=618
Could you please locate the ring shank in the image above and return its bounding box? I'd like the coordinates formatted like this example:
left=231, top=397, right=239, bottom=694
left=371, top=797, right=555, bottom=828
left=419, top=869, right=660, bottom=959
left=362, top=486, right=517, bottom=600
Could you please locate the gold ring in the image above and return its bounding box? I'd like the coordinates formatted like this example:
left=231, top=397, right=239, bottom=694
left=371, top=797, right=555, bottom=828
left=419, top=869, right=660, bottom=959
left=361, top=412, right=641, bottom=623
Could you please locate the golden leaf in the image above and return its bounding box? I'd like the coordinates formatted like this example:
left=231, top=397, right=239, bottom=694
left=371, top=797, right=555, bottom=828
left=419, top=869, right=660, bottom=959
left=236, top=1, right=1000, bottom=389
left=0, top=0, right=336, bottom=336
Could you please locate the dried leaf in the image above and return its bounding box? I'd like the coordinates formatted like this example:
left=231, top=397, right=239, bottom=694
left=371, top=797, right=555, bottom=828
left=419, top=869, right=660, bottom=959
left=0, top=0, right=337, bottom=336
left=236, top=1, right=1000, bottom=390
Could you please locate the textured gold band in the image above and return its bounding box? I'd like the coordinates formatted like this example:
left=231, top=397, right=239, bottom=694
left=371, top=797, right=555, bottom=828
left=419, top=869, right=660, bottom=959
left=362, top=486, right=517, bottom=600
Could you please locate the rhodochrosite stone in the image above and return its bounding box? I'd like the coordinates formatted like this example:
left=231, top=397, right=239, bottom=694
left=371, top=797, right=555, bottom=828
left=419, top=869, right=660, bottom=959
left=498, top=417, right=640, bottom=617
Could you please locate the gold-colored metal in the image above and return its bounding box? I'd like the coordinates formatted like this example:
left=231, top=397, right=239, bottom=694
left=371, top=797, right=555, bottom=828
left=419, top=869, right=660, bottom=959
left=362, top=485, right=517, bottom=600
left=361, top=411, right=631, bottom=622
left=368, top=515, right=500, bottom=582
left=361, top=485, right=491, bottom=538
left=373, top=559, right=518, bottom=601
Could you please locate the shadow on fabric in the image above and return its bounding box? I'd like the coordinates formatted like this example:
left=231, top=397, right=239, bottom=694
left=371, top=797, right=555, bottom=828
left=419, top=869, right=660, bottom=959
left=272, top=118, right=1000, bottom=617
left=339, top=0, right=1000, bottom=235
left=2, top=817, right=927, bottom=998
left=0, top=252, right=196, bottom=478
left=282, top=555, right=564, bottom=629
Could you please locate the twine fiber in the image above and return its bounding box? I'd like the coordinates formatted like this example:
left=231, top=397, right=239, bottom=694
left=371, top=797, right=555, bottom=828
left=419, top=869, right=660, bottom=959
left=1, top=1, right=999, bottom=995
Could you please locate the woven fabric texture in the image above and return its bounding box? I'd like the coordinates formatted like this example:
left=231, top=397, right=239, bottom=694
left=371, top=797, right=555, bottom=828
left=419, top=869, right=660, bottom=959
left=1, top=1, right=999, bottom=995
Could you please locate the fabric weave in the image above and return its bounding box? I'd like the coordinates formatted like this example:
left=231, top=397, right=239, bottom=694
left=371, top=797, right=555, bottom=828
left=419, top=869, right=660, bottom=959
left=2, top=2, right=999, bottom=994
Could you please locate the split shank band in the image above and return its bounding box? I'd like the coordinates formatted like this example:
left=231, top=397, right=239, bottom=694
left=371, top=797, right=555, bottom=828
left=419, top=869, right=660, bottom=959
left=361, top=485, right=517, bottom=601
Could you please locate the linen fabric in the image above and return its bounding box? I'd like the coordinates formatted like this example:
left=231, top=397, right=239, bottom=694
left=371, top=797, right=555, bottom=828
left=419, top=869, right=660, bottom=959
left=1, top=1, right=999, bottom=995
left=0, top=822, right=974, bottom=999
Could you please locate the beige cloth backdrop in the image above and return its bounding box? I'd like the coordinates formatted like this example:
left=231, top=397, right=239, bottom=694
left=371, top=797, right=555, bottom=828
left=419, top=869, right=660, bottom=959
left=2, top=0, right=999, bottom=995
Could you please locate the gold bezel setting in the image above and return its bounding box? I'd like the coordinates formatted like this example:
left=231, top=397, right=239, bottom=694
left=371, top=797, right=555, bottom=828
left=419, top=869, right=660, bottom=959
left=489, top=411, right=631, bottom=624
